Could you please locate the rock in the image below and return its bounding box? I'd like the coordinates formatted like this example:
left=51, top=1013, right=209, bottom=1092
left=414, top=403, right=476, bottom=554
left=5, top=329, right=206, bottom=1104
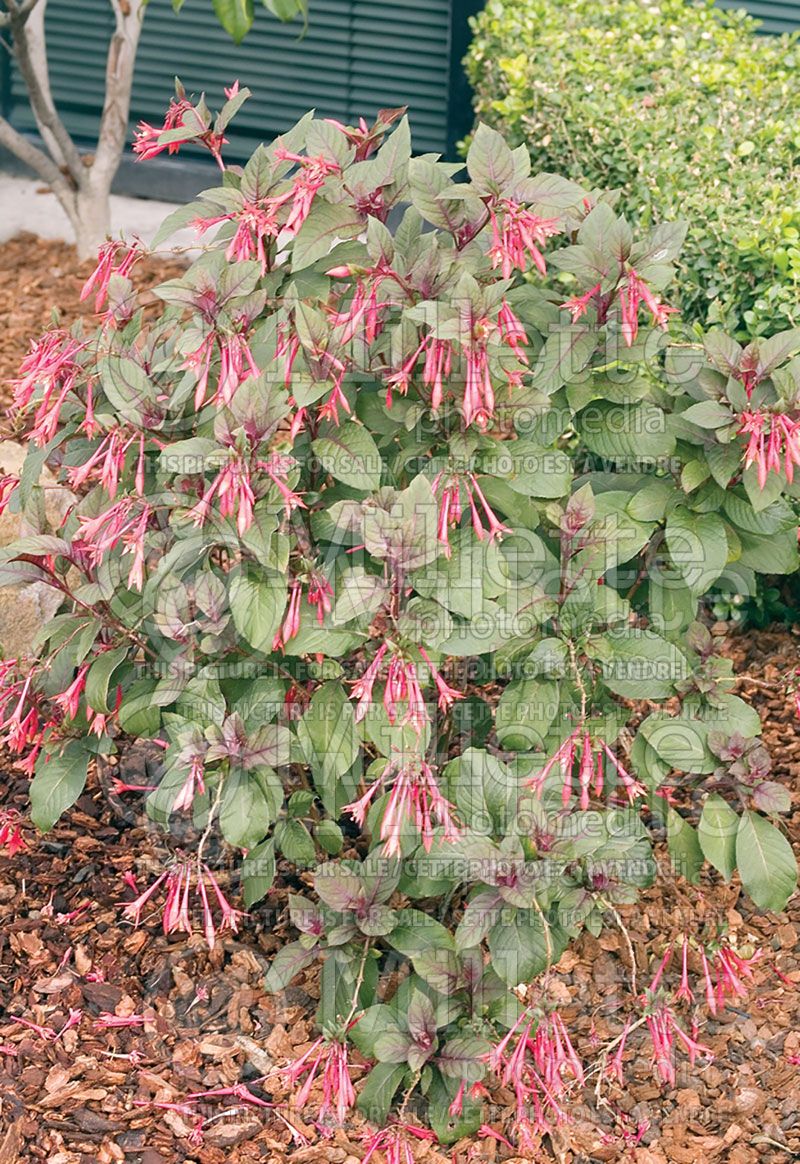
left=0, top=439, right=74, bottom=661
left=0, top=582, right=64, bottom=661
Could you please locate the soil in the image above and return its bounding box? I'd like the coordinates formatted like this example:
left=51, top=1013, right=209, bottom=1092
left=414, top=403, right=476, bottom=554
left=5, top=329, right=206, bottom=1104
left=0, top=235, right=798, bottom=1164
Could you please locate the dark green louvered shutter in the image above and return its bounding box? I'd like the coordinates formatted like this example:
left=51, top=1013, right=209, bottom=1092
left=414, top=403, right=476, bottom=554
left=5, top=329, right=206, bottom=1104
left=717, top=0, right=800, bottom=33
left=7, top=0, right=475, bottom=164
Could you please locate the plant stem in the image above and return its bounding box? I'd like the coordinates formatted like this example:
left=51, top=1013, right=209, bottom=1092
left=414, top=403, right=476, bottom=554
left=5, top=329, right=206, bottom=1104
left=599, top=896, right=638, bottom=997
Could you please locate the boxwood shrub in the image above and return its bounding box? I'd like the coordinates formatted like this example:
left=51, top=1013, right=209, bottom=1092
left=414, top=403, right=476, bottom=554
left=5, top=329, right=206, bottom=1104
left=466, top=0, right=800, bottom=339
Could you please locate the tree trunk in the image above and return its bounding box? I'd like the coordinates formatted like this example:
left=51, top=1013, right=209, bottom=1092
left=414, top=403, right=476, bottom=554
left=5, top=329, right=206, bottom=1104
left=73, top=184, right=113, bottom=260
left=2, top=0, right=146, bottom=261
left=67, top=0, right=146, bottom=261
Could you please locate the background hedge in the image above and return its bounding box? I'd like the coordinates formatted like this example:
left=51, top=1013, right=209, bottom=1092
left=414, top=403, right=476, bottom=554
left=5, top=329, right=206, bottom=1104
left=466, top=0, right=800, bottom=338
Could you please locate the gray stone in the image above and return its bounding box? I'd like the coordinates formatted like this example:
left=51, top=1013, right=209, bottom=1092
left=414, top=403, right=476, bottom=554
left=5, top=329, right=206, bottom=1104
left=0, top=440, right=74, bottom=661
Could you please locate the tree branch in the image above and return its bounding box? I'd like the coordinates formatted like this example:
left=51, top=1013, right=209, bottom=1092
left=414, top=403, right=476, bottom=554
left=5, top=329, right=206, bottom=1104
left=7, top=0, right=85, bottom=183
left=91, top=0, right=144, bottom=188
left=0, top=0, right=40, bottom=26
left=0, top=111, right=77, bottom=215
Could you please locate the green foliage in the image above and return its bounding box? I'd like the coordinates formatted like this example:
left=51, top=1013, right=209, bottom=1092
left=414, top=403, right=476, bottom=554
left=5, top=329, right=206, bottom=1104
left=205, top=0, right=306, bottom=41
left=466, top=0, right=800, bottom=338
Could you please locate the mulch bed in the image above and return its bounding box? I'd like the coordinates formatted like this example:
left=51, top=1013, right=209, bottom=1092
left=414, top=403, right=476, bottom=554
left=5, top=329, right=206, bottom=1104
left=0, top=233, right=185, bottom=414
left=0, top=235, right=798, bottom=1163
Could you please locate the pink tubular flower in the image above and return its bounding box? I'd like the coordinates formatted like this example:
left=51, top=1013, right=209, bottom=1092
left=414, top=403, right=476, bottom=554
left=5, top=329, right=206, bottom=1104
left=327, top=276, right=389, bottom=346
left=189, top=453, right=255, bottom=536
left=13, top=330, right=83, bottom=411
left=352, top=645, right=462, bottom=733
left=287, top=1034, right=356, bottom=1125
left=278, top=320, right=353, bottom=423
left=645, top=1003, right=713, bottom=1086
left=418, top=647, right=463, bottom=712
left=698, top=946, right=718, bottom=1016
left=362, top=1124, right=437, bottom=1164
left=273, top=149, right=342, bottom=236
left=317, top=374, right=351, bottom=426
left=606, top=1019, right=632, bottom=1085
left=497, top=298, right=529, bottom=360
left=0, top=810, right=26, bottom=856
left=598, top=740, right=648, bottom=804
left=257, top=452, right=307, bottom=517
left=274, top=570, right=333, bottom=650
left=463, top=334, right=495, bottom=431
left=75, top=499, right=152, bottom=591
left=13, top=330, right=87, bottom=444
left=133, top=95, right=227, bottom=170
left=618, top=269, right=677, bottom=347
left=385, top=338, right=427, bottom=405
left=562, top=281, right=603, bottom=323
left=172, top=754, right=206, bottom=814
left=274, top=580, right=302, bottom=651
left=384, top=653, right=427, bottom=733
left=0, top=475, right=18, bottom=518
left=306, top=570, right=333, bottom=624
left=423, top=337, right=453, bottom=411
left=488, top=198, right=562, bottom=278
left=11, top=1008, right=82, bottom=1042
left=81, top=239, right=142, bottom=311
left=712, top=942, right=759, bottom=1009
left=68, top=428, right=139, bottom=498
left=486, top=1007, right=583, bottom=1148
left=186, top=326, right=260, bottom=410
left=739, top=410, right=800, bottom=488
left=120, top=861, right=242, bottom=949
left=648, top=944, right=673, bottom=994
left=276, top=323, right=302, bottom=388
left=479, top=1125, right=515, bottom=1149
left=119, top=870, right=163, bottom=926
left=112, top=777, right=157, bottom=795
left=458, top=302, right=529, bottom=431
left=467, top=473, right=513, bottom=545
left=133, top=97, right=193, bottom=159
left=343, top=754, right=461, bottom=857
left=53, top=664, right=90, bottom=720
left=0, top=667, right=46, bottom=769
left=674, top=937, right=695, bottom=1004
left=432, top=472, right=463, bottom=556
left=351, top=642, right=389, bottom=722
left=193, top=197, right=287, bottom=271
left=527, top=729, right=645, bottom=808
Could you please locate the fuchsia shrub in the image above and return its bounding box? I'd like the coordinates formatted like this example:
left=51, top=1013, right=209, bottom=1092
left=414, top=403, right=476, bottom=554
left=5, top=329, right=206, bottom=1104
left=0, top=87, right=798, bottom=1148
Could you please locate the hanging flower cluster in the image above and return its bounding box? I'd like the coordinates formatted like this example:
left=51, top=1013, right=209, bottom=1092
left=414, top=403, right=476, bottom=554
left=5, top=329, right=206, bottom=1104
left=80, top=238, right=143, bottom=311
left=0, top=809, right=26, bottom=856
left=487, top=197, right=562, bottom=277
left=273, top=570, right=334, bottom=650
left=361, top=1123, right=437, bottom=1164
left=285, top=1033, right=357, bottom=1126
left=739, top=410, right=800, bottom=487
left=618, top=269, right=677, bottom=345
left=527, top=726, right=647, bottom=807
left=351, top=644, right=462, bottom=732
left=343, top=752, right=461, bottom=856
left=121, top=859, right=243, bottom=949
left=432, top=470, right=512, bottom=555
left=485, top=1007, right=584, bottom=1148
